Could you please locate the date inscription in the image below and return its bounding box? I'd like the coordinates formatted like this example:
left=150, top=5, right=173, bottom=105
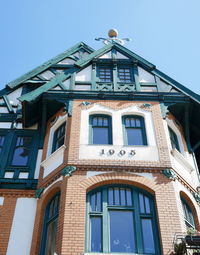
left=100, top=149, right=136, bottom=156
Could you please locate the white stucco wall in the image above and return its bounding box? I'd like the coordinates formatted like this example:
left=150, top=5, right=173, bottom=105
left=6, top=198, right=37, bottom=255
left=75, top=65, right=92, bottom=81
left=79, top=104, right=159, bottom=161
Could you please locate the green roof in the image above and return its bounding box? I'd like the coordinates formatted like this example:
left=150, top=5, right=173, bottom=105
left=7, top=42, right=94, bottom=89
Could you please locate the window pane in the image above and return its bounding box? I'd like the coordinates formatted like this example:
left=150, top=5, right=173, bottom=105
left=120, top=188, right=126, bottom=206
left=139, top=193, right=145, bottom=213
left=108, top=188, right=114, bottom=205
left=142, top=219, right=155, bottom=254
left=93, top=127, right=109, bottom=144
left=96, top=192, right=102, bottom=212
left=45, top=219, right=58, bottom=255
left=144, top=196, right=150, bottom=214
left=114, top=188, right=120, bottom=205
left=126, top=189, right=132, bottom=206
left=90, top=194, right=96, bottom=212
left=110, top=211, right=135, bottom=253
left=91, top=217, right=102, bottom=252
left=11, top=137, right=32, bottom=166
left=127, top=128, right=144, bottom=145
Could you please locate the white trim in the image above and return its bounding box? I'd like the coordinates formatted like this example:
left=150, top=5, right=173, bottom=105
left=171, top=149, right=194, bottom=173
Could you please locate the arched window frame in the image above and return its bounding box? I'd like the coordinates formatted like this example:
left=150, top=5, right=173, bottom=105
left=181, top=198, right=196, bottom=229
left=89, top=114, right=112, bottom=145
left=86, top=184, right=161, bottom=254
left=40, top=192, right=60, bottom=255
left=122, top=115, right=147, bottom=146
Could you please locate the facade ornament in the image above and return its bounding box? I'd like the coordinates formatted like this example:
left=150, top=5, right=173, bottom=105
left=61, top=166, right=77, bottom=177
left=162, top=169, right=177, bottom=181
left=193, top=192, right=200, bottom=205
left=95, top=29, right=131, bottom=45
left=35, top=187, right=45, bottom=199
left=81, top=101, right=92, bottom=106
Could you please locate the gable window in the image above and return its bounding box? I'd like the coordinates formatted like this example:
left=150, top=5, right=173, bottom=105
left=123, top=115, right=147, bottom=145
left=86, top=185, right=160, bottom=254
left=99, top=67, right=112, bottom=82
left=40, top=193, right=60, bottom=255
left=118, top=68, right=132, bottom=83
left=168, top=127, right=180, bottom=152
left=182, top=199, right=195, bottom=229
left=52, top=122, right=66, bottom=153
left=11, top=136, right=32, bottom=166
left=90, top=115, right=112, bottom=145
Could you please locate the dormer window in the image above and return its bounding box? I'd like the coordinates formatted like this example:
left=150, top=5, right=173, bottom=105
left=52, top=122, right=66, bottom=153
left=118, top=68, right=132, bottom=83
left=98, top=67, right=112, bottom=82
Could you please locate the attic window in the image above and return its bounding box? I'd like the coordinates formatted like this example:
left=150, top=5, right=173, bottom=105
left=118, top=68, right=132, bottom=83
left=99, top=68, right=112, bottom=82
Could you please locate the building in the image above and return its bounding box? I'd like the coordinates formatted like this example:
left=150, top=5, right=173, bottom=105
left=0, top=30, right=200, bottom=255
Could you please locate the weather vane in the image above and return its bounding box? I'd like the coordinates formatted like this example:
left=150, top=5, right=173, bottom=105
left=95, top=29, right=132, bottom=45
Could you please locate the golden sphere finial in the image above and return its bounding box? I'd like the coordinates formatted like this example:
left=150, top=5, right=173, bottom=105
left=108, top=29, right=118, bottom=38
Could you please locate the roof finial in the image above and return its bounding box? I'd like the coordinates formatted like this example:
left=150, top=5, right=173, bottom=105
left=95, top=29, right=132, bottom=45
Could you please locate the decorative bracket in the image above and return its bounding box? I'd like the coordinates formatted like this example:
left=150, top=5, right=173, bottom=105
left=193, top=192, right=200, bottom=205
left=35, top=187, right=45, bottom=199
left=162, top=169, right=177, bottom=181
left=61, top=166, right=77, bottom=177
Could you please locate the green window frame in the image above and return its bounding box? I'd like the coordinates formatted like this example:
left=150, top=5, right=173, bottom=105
left=168, top=127, right=180, bottom=152
left=123, top=115, right=147, bottom=146
left=181, top=199, right=195, bottom=229
left=40, top=193, right=60, bottom=255
left=118, top=67, right=134, bottom=83
left=86, top=185, right=160, bottom=254
left=89, top=115, right=112, bottom=145
left=0, top=129, right=39, bottom=181
left=52, top=122, right=66, bottom=153
left=98, top=67, right=113, bottom=83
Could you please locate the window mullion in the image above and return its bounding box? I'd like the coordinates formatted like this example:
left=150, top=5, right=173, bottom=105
left=102, top=188, right=109, bottom=253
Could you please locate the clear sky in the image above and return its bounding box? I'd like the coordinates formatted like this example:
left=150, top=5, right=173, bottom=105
left=1, top=0, right=200, bottom=94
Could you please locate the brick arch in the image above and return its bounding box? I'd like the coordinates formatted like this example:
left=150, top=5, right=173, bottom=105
left=180, top=191, right=200, bottom=230
left=80, top=172, right=158, bottom=195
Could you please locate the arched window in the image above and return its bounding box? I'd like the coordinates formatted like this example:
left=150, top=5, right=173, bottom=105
left=89, top=115, right=112, bottom=144
left=40, top=193, right=60, bottom=255
left=52, top=122, right=66, bottom=153
left=86, top=185, right=160, bottom=254
left=181, top=198, right=195, bottom=229
left=123, top=115, right=147, bottom=145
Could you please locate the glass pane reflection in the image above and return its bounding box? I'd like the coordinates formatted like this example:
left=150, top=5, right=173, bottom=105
left=110, top=211, right=135, bottom=253
left=91, top=217, right=102, bottom=252
left=142, top=219, right=155, bottom=254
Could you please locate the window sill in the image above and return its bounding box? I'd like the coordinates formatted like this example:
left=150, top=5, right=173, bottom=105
left=171, top=149, right=194, bottom=173
left=41, top=145, right=66, bottom=178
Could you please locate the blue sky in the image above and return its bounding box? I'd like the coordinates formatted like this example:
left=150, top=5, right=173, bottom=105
left=1, top=0, right=200, bottom=94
